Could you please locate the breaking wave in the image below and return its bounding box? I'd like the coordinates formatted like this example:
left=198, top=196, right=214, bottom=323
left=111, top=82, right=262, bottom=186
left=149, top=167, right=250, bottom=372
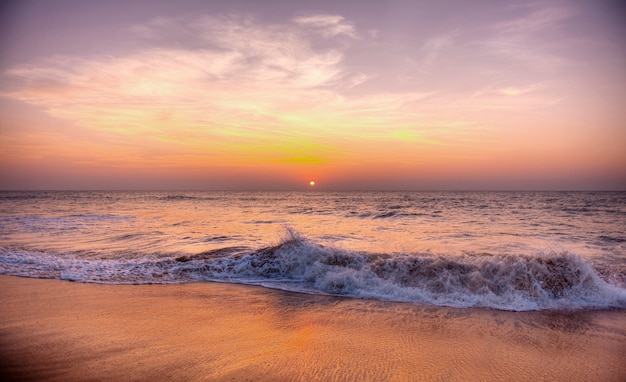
left=1, top=229, right=625, bottom=311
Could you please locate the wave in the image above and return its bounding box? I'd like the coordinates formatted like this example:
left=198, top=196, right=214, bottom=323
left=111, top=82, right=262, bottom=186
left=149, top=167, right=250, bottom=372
left=344, top=210, right=435, bottom=219
left=0, top=214, right=134, bottom=234
left=1, top=229, right=625, bottom=311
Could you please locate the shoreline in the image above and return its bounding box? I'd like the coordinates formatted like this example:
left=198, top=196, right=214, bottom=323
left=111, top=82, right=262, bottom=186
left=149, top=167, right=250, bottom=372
left=1, top=275, right=625, bottom=381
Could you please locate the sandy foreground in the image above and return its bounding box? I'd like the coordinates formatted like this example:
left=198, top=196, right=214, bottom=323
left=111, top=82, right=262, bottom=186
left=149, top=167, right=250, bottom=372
left=1, top=276, right=625, bottom=381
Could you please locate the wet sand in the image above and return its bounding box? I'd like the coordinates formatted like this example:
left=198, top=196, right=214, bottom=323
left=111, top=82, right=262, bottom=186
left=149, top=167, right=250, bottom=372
left=1, top=275, right=625, bottom=381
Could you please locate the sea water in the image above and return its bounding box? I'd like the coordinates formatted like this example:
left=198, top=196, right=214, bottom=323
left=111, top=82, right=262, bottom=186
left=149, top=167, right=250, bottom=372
left=1, top=191, right=624, bottom=311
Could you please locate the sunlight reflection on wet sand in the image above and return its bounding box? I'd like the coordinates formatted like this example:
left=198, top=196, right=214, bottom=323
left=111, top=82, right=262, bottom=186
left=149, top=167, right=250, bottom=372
left=1, top=276, right=625, bottom=381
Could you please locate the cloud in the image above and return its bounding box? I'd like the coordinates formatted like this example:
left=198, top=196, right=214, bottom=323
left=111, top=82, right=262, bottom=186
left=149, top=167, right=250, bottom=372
left=1, top=13, right=441, bottom=143
left=418, top=34, right=456, bottom=72
left=1, top=11, right=566, bottom=169
left=492, top=5, right=574, bottom=34
left=477, top=3, right=576, bottom=70
left=3, top=15, right=354, bottom=119
left=291, top=14, right=357, bottom=38
left=1, top=13, right=391, bottom=167
left=495, top=84, right=543, bottom=96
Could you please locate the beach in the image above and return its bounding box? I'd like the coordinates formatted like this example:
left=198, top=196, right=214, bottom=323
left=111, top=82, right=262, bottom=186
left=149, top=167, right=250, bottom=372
left=1, top=275, right=625, bottom=381
left=2, top=0, right=626, bottom=377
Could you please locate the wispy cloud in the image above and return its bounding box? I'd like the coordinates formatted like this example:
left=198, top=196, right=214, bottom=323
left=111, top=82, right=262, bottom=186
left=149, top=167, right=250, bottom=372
left=3, top=15, right=353, bottom=124
left=1, top=14, right=437, bottom=142
left=492, top=5, right=574, bottom=34
left=495, top=83, right=544, bottom=96
left=0, top=9, right=582, bottom=169
left=479, top=4, right=575, bottom=71
left=1, top=14, right=393, bottom=166
left=291, top=14, right=357, bottom=38
left=418, top=34, right=456, bottom=72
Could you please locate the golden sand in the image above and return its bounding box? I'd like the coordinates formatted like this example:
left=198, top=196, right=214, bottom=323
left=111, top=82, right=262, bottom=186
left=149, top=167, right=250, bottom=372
left=1, top=275, right=625, bottom=381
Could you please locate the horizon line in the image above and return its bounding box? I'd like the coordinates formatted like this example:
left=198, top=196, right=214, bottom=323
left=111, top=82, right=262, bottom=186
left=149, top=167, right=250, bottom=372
left=1, top=189, right=624, bottom=193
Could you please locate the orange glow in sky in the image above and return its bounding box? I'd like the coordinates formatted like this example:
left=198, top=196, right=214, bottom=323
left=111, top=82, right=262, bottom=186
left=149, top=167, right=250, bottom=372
left=0, top=0, right=624, bottom=190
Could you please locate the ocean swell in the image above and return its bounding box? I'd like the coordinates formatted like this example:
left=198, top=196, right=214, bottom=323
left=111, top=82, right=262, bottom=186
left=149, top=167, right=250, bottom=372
left=187, top=230, right=626, bottom=311
left=1, top=229, right=625, bottom=311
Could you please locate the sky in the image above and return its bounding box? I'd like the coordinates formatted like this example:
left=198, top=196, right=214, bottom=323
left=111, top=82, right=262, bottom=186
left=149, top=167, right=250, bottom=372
left=0, top=0, right=624, bottom=190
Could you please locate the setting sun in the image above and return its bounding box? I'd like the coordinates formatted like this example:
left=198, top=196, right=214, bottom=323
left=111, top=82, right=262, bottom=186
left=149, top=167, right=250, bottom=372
left=309, top=181, right=316, bottom=187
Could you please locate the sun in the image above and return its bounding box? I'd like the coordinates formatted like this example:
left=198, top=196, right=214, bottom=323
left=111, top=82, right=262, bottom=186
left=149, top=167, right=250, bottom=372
left=309, top=181, right=315, bottom=187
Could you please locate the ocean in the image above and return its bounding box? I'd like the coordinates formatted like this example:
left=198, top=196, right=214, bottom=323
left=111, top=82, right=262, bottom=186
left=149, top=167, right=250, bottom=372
left=1, top=190, right=625, bottom=311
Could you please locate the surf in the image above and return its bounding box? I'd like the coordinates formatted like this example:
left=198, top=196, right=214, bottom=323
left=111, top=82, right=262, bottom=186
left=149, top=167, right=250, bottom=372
left=1, top=228, right=624, bottom=311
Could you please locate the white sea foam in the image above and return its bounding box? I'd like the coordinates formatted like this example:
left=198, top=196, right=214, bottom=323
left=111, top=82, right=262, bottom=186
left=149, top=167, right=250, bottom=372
left=1, top=229, right=625, bottom=311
